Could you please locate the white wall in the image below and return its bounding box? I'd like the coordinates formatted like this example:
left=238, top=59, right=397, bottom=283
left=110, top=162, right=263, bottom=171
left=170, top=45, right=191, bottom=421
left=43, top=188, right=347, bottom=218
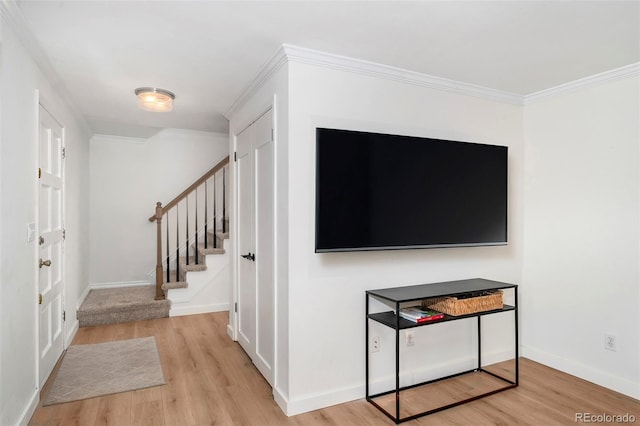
left=0, top=16, right=91, bottom=426
left=522, top=76, right=640, bottom=398
left=283, top=62, right=525, bottom=414
left=89, top=129, right=228, bottom=286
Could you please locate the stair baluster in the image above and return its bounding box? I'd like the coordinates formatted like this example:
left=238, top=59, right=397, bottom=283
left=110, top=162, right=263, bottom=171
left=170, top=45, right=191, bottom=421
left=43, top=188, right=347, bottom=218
left=186, top=194, right=190, bottom=266
left=213, top=174, right=217, bottom=248
left=222, top=167, right=227, bottom=234
left=204, top=181, right=208, bottom=250
left=195, top=189, right=199, bottom=264
left=176, top=206, right=180, bottom=282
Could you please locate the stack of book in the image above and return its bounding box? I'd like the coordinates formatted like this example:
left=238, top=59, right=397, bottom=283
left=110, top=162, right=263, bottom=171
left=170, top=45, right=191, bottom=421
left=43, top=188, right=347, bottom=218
left=399, top=307, right=444, bottom=323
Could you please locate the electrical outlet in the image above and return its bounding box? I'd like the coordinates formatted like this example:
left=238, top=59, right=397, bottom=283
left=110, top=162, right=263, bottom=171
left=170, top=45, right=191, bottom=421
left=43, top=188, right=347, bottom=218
left=372, top=336, right=380, bottom=352
left=406, top=330, right=415, bottom=347
left=604, top=333, right=617, bottom=352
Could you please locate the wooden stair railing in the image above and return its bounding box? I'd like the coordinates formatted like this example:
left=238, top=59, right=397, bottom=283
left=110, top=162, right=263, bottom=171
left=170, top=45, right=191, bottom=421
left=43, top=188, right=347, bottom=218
left=149, top=155, right=230, bottom=300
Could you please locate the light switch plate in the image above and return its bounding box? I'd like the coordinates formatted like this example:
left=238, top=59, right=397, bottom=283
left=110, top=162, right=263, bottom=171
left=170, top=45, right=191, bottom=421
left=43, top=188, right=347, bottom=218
left=27, top=223, right=36, bottom=242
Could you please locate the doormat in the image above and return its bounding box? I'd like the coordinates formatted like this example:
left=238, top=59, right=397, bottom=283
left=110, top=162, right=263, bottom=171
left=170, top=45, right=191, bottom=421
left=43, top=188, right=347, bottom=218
left=43, top=336, right=165, bottom=406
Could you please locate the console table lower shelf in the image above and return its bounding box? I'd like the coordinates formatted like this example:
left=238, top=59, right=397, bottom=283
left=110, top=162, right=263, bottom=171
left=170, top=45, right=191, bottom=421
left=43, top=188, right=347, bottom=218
left=368, top=365, right=517, bottom=423
left=365, top=278, right=519, bottom=424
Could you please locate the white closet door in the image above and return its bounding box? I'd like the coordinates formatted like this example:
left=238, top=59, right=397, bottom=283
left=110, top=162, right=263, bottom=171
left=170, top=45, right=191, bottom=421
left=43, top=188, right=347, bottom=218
left=252, top=109, right=274, bottom=385
left=235, top=108, right=275, bottom=386
left=236, top=125, right=255, bottom=356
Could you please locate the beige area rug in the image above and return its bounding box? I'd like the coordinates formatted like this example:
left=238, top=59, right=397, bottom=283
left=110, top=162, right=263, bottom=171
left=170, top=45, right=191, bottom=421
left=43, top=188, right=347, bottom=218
left=43, top=336, right=165, bottom=406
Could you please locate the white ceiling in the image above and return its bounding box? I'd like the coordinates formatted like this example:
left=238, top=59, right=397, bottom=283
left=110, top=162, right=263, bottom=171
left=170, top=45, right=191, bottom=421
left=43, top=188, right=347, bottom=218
left=14, top=0, right=640, bottom=137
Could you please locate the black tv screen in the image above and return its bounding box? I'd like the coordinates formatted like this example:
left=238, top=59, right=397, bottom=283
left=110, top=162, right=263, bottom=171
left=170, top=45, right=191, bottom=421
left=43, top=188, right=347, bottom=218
left=315, top=128, right=508, bottom=252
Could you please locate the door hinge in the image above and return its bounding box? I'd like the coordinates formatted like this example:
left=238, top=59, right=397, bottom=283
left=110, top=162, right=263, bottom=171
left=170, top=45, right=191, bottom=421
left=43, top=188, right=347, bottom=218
left=234, top=152, right=237, bottom=162
left=62, top=229, right=66, bottom=240
left=38, top=168, right=41, bottom=179
left=234, top=302, right=238, bottom=313
left=63, top=311, right=66, bottom=322
left=271, top=128, right=274, bottom=140
left=61, top=147, right=66, bottom=159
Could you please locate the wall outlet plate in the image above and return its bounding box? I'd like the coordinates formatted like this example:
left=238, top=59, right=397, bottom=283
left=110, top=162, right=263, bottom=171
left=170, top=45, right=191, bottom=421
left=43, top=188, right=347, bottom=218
left=604, top=333, right=617, bottom=352
left=406, top=330, right=415, bottom=346
left=372, top=336, right=380, bottom=352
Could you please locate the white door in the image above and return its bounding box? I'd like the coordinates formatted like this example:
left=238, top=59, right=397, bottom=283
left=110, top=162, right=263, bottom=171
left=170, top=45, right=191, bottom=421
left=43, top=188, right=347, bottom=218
left=236, top=124, right=255, bottom=357
left=236, top=109, right=275, bottom=386
left=38, top=105, right=65, bottom=386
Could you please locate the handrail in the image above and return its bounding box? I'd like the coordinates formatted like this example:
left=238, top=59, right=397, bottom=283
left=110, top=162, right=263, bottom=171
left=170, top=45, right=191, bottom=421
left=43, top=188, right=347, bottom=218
left=148, top=155, right=230, bottom=222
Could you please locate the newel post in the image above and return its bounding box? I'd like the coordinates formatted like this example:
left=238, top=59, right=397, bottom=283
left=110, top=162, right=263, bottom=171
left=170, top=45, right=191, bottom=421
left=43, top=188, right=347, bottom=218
left=154, top=202, right=165, bottom=300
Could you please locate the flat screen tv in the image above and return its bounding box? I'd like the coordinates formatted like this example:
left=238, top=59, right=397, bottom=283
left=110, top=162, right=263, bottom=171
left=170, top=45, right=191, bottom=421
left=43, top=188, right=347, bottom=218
left=315, top=128, right=508, bottom=252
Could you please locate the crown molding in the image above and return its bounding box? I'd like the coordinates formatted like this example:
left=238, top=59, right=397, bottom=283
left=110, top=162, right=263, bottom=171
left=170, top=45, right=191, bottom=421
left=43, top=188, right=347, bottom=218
left=281, top=44, right=525, bottom=105
left=0, top=0, right=93, bottom=136
left=524, top=63, right=640, bottom=104
left=225, top=43, right=525, bottom=118
left=91, top=134, right=147, bottom=145
left=224, top=45, right=289, bottom=118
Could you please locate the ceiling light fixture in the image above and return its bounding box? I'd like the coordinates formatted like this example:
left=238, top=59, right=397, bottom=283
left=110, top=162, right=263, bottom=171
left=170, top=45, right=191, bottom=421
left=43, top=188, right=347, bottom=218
left=134, top=87, right=175, bottom=112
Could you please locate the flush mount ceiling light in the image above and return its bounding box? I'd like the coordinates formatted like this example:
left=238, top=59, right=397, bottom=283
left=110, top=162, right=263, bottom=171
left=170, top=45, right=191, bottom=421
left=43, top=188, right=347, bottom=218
left=134, top=87, right=175, bottom=112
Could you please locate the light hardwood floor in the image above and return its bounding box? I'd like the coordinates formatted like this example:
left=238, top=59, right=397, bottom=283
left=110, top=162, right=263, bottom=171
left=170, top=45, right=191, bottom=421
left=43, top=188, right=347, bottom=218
left=30, top=312, right=639, bottom=425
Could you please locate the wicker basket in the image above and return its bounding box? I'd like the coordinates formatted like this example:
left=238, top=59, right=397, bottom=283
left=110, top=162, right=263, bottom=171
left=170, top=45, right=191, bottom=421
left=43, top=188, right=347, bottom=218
left=422, top=290, right=503, bottom=316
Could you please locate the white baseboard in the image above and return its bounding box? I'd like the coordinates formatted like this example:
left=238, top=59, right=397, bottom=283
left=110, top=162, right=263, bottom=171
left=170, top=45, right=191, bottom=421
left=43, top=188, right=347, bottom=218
left=522, top=345, right=640, bottom=399
left=17, top=389, right=39, bottom=426
left=227, top=324, right=236, bottom=341
left=273, top=386, right=289, bottom=415
left=64, top=319, right=79, bottom=348
left=280, top=349, right=515, bottom=416
left=284, top=384, right=362, bottom=416
left=89, top=280, right=152, bottom=290
left=169, top=302, right=229, bottom=317
left=76, top=285, right=91, bottom=310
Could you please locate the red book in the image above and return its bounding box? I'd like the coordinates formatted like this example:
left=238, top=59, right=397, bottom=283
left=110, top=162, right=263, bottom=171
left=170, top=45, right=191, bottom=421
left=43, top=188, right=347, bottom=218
left=415, top=313, right=444, bottom=323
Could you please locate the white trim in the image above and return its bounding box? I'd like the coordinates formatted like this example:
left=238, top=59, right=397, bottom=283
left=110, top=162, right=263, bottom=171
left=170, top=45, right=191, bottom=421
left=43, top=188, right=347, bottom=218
left=226, top=323, right=236, bottom=341
left=64, top=320, right=79, bottom=349
left=32, top=90, right=42, bottom=419
left=282, top=350, right=514, bottom=416
left=0, top=1, right=92, bottom=136
left=169, top=302, right=229, bottom=317
left=281, top=44, right=524, bottom=105
left=90, top=134, right=147, bottom=145
left=522, top=345, right=640, bottom=400
left=16, top=389, right=39, bottom=426
left=273, top=386, right=289, bottom=416
left=225, top=44, right=524, bottom=118
left=76, top=285, right=91, bottom=310
left=89, top=280, right=152, bottom=290
left=226, top=45, right=640, bottom=117
left=525, top=63, right=640, bottom=104
left=283, top=383, right=362, bottom=417
left=225, top=46, right=289, bottom=118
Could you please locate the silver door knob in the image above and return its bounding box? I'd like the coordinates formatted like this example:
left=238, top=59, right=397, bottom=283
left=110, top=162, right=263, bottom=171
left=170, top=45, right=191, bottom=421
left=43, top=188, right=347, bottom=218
left=39, top=259, right=51, bottom=268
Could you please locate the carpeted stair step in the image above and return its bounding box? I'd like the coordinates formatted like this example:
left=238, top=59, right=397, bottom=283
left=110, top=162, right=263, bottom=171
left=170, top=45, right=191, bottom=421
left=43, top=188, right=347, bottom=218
left=180, top=256, right=207, bottom=272
left=191, top=242, right=225, bottom=256
left=77, top=286, right=170, bottom=327
left=161, top=227, right=230, bottom=294
left=162, top=270, right=188, bottom=291
left=206, top=230, right=229, bottom=248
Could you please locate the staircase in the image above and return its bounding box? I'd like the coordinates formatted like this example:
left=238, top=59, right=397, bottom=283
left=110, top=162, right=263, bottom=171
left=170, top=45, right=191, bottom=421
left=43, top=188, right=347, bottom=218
left=161, top=225, right=231, bottom=317
left=78, top=156, right=231, bottom=327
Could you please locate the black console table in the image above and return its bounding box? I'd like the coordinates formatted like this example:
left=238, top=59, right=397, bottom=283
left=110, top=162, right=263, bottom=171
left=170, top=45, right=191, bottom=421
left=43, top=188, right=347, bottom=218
left=365, top=278, right=518, bottom=424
